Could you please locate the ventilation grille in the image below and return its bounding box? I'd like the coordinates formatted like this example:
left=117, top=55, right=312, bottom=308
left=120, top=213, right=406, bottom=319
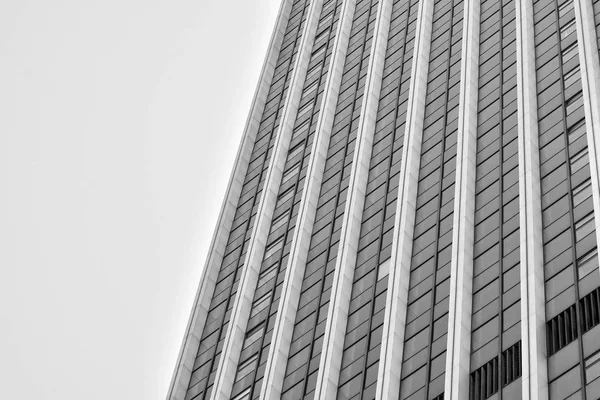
left=470, top=357, right=499, bottom=400
left=470, top=341, right=522, bottom=400
left=547, top=305, right=578, bottom=356
left=501, top=341, right=521, bottom=386
left=546, top=286, right=600, bottom=356
left=580, top=287, right=600, bottom=333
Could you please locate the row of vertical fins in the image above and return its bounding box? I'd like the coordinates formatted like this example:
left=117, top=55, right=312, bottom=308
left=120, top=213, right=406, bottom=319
left=169, top=0, right=600, bottom=399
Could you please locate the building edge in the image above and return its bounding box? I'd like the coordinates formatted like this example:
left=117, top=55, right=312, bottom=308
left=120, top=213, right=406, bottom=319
left=516, top=0, right=548, bottom=398
left=259, top=0, right=358, bottom=398
left=209, top=1, right=327, bottom=399
left=165, top=1, right=295, bottom=399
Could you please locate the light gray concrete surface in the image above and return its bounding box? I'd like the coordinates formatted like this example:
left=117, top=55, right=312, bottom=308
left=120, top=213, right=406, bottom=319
left=375, top=0, right=433, bottom=398
left=165, top=1, right=295, bottom=399
left=209, top=1, right=325, bottom=399
left=312, top=0, right=393, bottom=398
left=444, top=0, right=479, bottom=398
left=516, top=0, right=548, bottom=398
left=259, top=1, right=358, bottom=399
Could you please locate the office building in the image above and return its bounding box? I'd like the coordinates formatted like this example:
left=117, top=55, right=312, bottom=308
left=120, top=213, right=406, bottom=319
left=168, top=0, right=600, bottom=398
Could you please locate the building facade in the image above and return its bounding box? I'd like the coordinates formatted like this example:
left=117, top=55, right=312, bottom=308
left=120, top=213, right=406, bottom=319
left=168, top=0, right=600, bottom=399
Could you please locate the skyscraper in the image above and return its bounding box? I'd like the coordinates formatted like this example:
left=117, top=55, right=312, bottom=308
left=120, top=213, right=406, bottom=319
left=167, top=0, right=600, bottom=399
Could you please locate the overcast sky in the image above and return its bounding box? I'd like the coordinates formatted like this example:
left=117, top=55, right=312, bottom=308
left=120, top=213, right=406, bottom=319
left=0, top=1, right=280, bottom=399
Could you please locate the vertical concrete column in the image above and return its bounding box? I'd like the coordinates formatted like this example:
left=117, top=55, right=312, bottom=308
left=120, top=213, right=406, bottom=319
left=574, top=0, right=600, bottom=275
left=312, top=0, right=394, bottom=398
left=209, top=1, right=326, bottom=399
left=374, top=1, right=433, bottom=399
left=376, top=0, right=434, bottom=400
left=444, top=0, right=480, bottom=398
left=259, top=1, right=358, bottom=399
left=516, top=0, right=548, bottom=399
left=166, top=1, right=294, bottom=399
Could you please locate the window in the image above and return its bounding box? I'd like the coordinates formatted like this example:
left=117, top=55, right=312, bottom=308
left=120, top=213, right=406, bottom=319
left=568, top=119, right=586, bottom=145
left=250, top=293, right=271, bottom=319
left=302, top=80, right=319, bottom=100
left=570, top=149, right=589, bottom=174
left=232, top=388, right=251, bottom=400
left=562, top=42, right=578, bottom=63
left=313, top=29, right=328, bottom=48
left=566, top=93, right=583, bottom=115
left=559, top=0, right=574, bottom=18
left=258, top=263, right=278, bottom=288
left=585, top=350, right=600, bottom=383
left=310, top=44, right=327, bottom=62
left=277, top=187, right=294, bottom=206
left=305, top=63, right=321, bottom=82
left=243, top=325, right=264, bottom=350
left=577, top=248, right=598, bottom=278
left=264, top=237, right=284, bottom=260
left=281, top=163, right=301, bottom=186
left=575, top=212, right=594, bottom=241
left=560, top=20, right=577, bottom=41
left=293, top=119, right=310, bottom=136
left=564, top=66, right=580, bottom=89
left=236, top=354, right=258, bottom=381
left=318, top=11, right=334, bottom=29
left=296, top=101, right=314, bottom=119
left=270, top=211, right=290, bottom=234
left=287, top=143, right=304, bottom=162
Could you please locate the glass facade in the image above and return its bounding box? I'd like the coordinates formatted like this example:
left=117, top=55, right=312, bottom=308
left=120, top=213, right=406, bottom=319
left=171, top=0, right=600, bottom=399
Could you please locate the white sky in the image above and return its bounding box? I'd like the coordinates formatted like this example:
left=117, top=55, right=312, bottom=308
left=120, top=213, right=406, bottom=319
left=0, top=1, right=280, bottom=399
